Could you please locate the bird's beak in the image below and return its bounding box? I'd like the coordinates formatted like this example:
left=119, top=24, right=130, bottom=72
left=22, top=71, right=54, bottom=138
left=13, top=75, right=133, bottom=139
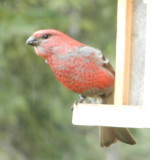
left=26, top=36, right=39, bottom=46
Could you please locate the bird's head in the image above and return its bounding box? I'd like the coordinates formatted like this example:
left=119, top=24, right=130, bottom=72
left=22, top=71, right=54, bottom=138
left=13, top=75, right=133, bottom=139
left=26, top=29, right=83, bottom=58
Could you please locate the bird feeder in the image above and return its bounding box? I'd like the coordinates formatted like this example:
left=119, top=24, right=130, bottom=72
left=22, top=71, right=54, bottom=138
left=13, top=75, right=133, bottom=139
left=72, top=0, right=150, bottom=128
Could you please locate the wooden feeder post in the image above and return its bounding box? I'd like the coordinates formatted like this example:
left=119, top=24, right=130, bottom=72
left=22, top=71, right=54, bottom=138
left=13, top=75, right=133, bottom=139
left=114, top=0, right=133, bottom=105
left=72, top=0, right=150, bottom=128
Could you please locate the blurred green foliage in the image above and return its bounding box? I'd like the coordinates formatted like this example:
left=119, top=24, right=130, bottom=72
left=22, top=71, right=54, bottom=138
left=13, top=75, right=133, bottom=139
left=0, top=0, right=150, bottom=160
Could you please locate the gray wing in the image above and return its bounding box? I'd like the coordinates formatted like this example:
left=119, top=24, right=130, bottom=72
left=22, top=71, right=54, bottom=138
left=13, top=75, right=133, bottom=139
left=77, top=46, right=115, bottom=75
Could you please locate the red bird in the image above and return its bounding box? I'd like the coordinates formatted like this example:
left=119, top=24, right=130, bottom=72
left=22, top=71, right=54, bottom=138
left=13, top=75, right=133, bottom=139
left=26, top=29, right=136, bottom=147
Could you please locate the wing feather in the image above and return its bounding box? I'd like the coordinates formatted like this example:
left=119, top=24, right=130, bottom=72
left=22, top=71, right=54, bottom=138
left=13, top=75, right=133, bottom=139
left=78, top=46, right=115, bottom=76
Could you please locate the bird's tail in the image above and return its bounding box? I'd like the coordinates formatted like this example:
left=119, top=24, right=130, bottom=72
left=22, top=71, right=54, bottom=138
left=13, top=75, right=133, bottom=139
left=100, top=127, right=136, bottom=147
left=99, top=92, right=136, bottom=147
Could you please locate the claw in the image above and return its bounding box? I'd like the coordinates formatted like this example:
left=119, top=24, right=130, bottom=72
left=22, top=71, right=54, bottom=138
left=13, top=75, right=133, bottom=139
left=71, top=101, right=78, bottom=111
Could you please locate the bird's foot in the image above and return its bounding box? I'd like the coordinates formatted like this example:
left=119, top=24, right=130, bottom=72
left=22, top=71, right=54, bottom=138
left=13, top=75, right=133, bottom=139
left=78, top=95, right=87, bottom=103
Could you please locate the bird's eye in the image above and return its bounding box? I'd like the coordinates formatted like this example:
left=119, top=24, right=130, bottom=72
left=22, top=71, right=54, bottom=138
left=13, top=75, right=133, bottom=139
left=41, top=34, right=49, bottom=39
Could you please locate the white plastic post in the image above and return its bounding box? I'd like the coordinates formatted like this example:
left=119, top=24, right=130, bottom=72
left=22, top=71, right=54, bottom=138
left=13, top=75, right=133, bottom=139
left=143, top=0, right=150, bottom=106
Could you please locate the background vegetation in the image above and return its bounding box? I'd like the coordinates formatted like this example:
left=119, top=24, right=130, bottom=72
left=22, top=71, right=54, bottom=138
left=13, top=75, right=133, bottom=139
left=0, top=0, right=150, bottom=160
